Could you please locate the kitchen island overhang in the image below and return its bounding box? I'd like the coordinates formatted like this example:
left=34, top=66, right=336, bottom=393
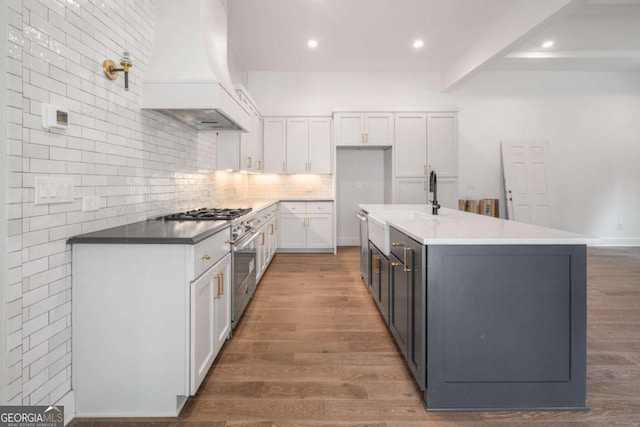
left=359, top=204, right=589, bottom=412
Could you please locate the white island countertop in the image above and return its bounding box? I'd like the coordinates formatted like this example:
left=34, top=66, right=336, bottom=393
left=359, top=204, right=594, bottom=245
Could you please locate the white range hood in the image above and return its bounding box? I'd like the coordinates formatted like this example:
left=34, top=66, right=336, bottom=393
left=142, top=0, right=249, bottom=131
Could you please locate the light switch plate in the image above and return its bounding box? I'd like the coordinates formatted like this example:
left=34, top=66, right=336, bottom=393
left=35, top=177, right=74, bottom=204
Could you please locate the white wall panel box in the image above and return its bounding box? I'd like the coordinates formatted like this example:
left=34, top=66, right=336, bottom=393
left=41, top=103, right=69, bottom=130
left=35, top=177, right=75, bottom=205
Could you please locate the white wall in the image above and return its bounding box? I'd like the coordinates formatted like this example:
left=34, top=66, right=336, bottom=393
left=248, top=70, right=640, bottom=243
left=336, top=148, right=388, bottom=246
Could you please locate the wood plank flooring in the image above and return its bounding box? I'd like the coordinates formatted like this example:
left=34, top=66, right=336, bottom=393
left=71, top=246, right=640, bottom=426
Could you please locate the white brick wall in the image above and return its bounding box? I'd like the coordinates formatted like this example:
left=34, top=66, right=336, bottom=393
left=4, top=0, right=224, bottom=405
left=3, top=0, right=336, bottom=408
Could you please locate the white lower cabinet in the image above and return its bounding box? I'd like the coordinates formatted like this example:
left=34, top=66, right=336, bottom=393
left=72, top=227, right=232, bottom=417
left=278, top=201, right=334, bottom=252
left=191, top=253, right=230, bottom=394
left=256, top=204, right=278, bottom=280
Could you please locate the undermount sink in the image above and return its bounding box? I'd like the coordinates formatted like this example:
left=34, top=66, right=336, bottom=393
left=367, top=209, right=450, bottom=255
left=368, top=211, right=426, bottom=255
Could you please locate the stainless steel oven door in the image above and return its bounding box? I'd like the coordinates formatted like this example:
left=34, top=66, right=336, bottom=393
left=231, top=229, right=259, bottom=328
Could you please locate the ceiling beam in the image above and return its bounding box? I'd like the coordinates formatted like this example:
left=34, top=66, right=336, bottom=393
left=441, top=0, right=584, bottom=92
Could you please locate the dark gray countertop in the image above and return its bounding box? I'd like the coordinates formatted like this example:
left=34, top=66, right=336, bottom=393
left=68, top=198, right=334, bottom=245
left=67, top=220, right=230, bottom=245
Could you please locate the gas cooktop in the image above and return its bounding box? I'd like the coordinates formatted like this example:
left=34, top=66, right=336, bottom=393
left=162, top=207, right=252, bottom=221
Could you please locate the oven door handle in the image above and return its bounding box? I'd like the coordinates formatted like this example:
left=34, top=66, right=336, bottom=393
left=233, top=230, right=259, bottom=251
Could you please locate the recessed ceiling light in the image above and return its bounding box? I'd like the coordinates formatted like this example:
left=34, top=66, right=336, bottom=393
left=541, top=40, right=554, bottom=48
left=413, top=39, right=424, bottom=49
left=308, top=39, right=318, bottom=49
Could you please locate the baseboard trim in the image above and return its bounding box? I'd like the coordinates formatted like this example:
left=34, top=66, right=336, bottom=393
left=589, top=238, right=640, bottom=247
left=57, top=390, right=75, bottom=426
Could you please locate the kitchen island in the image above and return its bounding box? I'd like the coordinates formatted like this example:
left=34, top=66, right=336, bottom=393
left=359, top=204, right=590, bottom=412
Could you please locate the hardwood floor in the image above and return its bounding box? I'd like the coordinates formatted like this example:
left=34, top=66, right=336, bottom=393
left=71, top=246, right=640, bottom=426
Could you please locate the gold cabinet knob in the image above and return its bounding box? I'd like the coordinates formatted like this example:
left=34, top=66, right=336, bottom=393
left=391, top=242, right=403, bottom=247
left=391, top=261, right=402, bottom=267
left=202, top=254, right=211, bottom=260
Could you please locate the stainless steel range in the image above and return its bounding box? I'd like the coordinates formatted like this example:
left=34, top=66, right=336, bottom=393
left=161, top=207, right=261, bottom=328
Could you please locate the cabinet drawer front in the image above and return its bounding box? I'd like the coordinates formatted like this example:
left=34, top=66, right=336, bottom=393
left=307, top=202, right=333, bottom=213
left=280, top=202, right=307, bottom=214
left=389, top=227, right=420, bottom=262
left=194, top=228, right=231, bottom=279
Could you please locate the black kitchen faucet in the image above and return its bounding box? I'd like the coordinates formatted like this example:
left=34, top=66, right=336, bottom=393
left=429, top=170, right=441, bottom=215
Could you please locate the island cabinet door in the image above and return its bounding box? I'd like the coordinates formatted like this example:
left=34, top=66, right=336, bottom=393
left=407, top=241, right=426, bottom=391
left=369, top=242, right=381, bottom=298
left=378, top=252, right=391, bottom=325
left=389, top=252, right=409, bottom=357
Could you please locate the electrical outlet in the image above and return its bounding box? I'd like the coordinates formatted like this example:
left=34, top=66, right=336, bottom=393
left=35, top=177, right=74, bottom=204
left=82, top=196, right=101, bottom=212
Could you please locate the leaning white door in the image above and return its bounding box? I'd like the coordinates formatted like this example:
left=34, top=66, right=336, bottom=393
left=501, top=141, right=553, bottom=227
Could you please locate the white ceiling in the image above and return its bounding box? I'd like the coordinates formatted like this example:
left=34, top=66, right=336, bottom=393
left=228, top=0, right=640, bottom=86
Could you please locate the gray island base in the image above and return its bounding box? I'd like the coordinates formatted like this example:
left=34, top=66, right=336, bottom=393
left=425, top=242, right=587, bottom=411
left=359, top=204, right=588, bottom=412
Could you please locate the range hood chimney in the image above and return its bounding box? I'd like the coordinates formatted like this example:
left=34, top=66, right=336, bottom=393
left=142, top=0, right=249, bottom=131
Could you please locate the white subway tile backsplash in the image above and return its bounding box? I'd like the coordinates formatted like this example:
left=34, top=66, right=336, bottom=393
left=29, top=318, right=67, bottom=350
left=27, top=266, right=66, bottom=292
left=22, top=313, right=49, bottom=338
left=22, top=284, right=50, bottom=310
left=21, top=257, right=48, bottom=278
left=27, top=342, right=67, bottom=380
left=3, top=0, right=333, bottom=407
left=30, top=129, right=66, bottom=147
left=30, top=71, right=67, bottom=96
left=30, top=158, right=67, bottom=174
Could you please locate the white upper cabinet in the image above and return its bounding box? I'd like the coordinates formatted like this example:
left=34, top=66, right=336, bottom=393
left=217, top=86, right=263, bottom=173
left=394, top=113, right=427, bottom=177
left=240, top=115, right=262, bottom=172
left=263, top=116, right=331, bottom=174
left=286, top=118, right=309, bottom=174
left=428, top=112, right=458, bottom=177
left=308, top=117, right=331, bottom=174
left=334, top=112, right=394, bottom=146
left=392, top=111, right=459, bottom=208
left=334, top=113, right=364, bottom=146
left=263, top=118, right=287, bottom=173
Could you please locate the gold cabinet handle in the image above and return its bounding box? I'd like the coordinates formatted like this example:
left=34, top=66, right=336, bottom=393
left=269, top=224, right=274, bottom=235
left=257, top=160, right=261, bottom=170
left=219, top=272, right=224, bottom=296
left=391, top=261, right=402, bottom=268
left=403, top=247, right=411, bottom=272
left=261, top=232, right=265, bottom=246
left=391, top=242, right=403, bottom=247
left=247, top=156, right=252, bottom=168
left=215, top=273, right=222, bottom=299
left=372, top=254, right=380, bottom=274
left=361, top=133, right=365, bottom=144
left=365, top=133, right=369, bottom=144
left=307, top=218, right=310, bottom=227
left=202, top=253, right=211, bottom=260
